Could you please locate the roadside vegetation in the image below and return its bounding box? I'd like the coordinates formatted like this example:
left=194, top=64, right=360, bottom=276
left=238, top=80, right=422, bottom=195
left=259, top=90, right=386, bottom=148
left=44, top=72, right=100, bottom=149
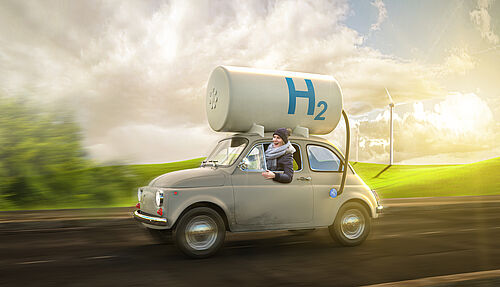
left=0, top=97, right=136, bottom=210
left=1, top=97, right=498, bottom=210
left=91, top=158, right=203, bottom=206
left=352, top=157, right=500, bottom=198
left=0, top=96, right=205, bottom=210
left=117, top=157, right=500, bottom=205
left=118, top=157, right=500, bottom=204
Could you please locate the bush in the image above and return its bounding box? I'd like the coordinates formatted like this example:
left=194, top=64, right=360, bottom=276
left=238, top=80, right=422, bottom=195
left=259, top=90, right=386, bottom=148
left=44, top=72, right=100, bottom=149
left=0, top=97, right=135, bottom=210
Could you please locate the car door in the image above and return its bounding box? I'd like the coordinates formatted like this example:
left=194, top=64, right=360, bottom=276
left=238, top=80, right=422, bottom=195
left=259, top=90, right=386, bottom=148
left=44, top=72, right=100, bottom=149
left=232, top=142, right=313, bottom=229
left=306, top=144, right=347, bottom=226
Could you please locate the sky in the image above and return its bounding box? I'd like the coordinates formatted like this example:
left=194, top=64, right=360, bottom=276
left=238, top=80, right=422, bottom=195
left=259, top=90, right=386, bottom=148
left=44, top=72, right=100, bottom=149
left=0, top=0, right=498, bottom=164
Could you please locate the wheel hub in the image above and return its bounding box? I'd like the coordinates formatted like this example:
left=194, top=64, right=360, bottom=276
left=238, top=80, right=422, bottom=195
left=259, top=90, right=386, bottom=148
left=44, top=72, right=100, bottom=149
left=185, top=215, right=218, bottom=250
left=341, top=209, right=365, bottom=240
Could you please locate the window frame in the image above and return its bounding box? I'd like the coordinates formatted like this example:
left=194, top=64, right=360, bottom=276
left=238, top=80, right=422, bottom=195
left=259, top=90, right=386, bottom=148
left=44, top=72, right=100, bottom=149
left=205, top=137, right=249, bottom=167
left=241, top=143, right=267, bottom=172
left=306, top=144, right=345, bottom=173
left=240, top=141, right=303, bottom=173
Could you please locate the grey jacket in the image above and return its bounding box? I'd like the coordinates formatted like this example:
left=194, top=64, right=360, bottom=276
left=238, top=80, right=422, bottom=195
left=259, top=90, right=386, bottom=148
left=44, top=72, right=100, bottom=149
left=272, top=153, right=294, bottom=183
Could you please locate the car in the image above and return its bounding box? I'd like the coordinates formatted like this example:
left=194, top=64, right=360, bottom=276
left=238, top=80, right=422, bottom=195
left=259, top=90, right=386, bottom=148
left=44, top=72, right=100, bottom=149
left=134, top=132, right=383, bottom=258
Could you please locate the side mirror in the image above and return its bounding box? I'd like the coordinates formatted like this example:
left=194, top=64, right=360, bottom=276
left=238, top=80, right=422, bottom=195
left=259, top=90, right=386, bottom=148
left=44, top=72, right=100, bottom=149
left=238, top=158, right=249, bottom=171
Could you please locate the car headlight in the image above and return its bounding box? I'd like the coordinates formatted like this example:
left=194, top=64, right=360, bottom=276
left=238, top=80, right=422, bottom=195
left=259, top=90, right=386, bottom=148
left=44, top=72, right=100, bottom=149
left=137, top=188, right=142, bottom=202
left=155, top=190, right=164, bottom=207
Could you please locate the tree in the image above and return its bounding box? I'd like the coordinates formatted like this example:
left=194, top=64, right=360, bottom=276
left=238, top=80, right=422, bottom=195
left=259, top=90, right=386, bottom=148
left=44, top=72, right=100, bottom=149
left=0, top=97, right=135, bottom=209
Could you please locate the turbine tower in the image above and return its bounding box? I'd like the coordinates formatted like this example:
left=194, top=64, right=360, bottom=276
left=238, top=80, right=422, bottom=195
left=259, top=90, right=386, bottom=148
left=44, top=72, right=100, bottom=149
left=385, top=88, right=395, bottom=165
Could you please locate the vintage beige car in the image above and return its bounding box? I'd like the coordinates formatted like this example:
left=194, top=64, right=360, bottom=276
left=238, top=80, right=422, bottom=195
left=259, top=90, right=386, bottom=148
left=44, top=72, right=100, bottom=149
left=134, top=133, right=383, bottom=258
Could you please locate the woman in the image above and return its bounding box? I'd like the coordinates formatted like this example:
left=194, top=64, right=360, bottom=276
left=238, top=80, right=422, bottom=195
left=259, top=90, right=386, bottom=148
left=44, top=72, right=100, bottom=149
left=261, top=128, right=295, bottom=183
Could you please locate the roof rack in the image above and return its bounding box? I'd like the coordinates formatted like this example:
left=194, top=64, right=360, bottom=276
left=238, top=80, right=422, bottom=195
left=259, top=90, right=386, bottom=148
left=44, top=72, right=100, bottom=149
left=246, top=124, right=310, bottom=138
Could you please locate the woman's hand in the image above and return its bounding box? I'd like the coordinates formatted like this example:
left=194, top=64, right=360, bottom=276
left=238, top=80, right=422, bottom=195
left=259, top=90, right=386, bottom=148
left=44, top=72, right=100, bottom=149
left=261, top=170, right=275, bottom=179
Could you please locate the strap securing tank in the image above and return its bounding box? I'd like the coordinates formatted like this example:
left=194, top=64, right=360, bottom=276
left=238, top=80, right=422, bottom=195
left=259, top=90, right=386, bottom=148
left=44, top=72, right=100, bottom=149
left=292, top=126, right=309, bottom=138
left=247, top=123, right=265, bottom=137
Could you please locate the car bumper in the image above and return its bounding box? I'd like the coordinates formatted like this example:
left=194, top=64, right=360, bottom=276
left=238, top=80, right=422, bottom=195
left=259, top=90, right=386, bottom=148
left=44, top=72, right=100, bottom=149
left=133, top=210, right=168, bottom=226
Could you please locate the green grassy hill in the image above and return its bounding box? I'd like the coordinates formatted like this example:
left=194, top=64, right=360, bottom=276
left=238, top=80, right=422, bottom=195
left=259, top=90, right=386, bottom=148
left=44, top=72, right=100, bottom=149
left=124, top=156, right=500, bottom=200
left=352, top=157, right=500, bottom=198
left=4, top=156, right=498, bottom=210
left=127, top=158, right=205, bottom=187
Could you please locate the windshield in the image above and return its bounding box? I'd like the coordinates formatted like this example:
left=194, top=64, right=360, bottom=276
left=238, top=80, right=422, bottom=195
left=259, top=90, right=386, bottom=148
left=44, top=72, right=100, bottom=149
left=203, top=137, right=248, bottom=167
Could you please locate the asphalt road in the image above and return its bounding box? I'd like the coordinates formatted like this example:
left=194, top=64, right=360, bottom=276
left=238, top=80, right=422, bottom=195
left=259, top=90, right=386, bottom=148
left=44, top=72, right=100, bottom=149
left=1, top=196, right=500, bottom=287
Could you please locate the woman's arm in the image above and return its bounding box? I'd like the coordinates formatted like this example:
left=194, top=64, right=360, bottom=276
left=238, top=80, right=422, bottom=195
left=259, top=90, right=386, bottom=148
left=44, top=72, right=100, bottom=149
left=273, top=153, right=294, bottom=183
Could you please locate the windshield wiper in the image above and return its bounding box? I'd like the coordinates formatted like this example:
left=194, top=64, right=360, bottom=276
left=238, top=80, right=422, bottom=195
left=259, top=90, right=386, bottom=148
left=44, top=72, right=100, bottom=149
left=201, top=160, right=218, bottom=167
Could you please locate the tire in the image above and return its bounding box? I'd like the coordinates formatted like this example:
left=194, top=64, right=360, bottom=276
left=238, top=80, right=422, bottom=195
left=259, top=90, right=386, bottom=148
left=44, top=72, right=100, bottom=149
left=147, top=228, right=173, bottom=245
left=329, top=202, right=371, bottom=246
left=173, top=207, right=226, bottom=259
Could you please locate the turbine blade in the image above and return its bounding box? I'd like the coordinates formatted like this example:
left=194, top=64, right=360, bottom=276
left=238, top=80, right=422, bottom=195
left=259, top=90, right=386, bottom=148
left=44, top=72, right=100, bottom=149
left=385, top=87, right=395, bottom=105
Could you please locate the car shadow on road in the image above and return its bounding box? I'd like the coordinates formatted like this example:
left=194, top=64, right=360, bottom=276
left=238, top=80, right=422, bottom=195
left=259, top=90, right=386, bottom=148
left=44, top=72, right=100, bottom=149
left=123, top=228, right=350, bottom=262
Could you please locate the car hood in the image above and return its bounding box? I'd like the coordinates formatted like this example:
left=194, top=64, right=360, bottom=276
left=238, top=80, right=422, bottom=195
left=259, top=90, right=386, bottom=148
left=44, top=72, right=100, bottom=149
left=149, top=168, right=226, bottom=188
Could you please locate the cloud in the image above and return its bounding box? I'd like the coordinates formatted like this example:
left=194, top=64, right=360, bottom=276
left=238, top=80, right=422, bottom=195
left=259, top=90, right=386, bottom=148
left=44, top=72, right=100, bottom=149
left=470, top=0, right=499, bottom=44
left=441, top=48, right=476, bottom=75
left=327, top=92, right=498, bottom=164
left=337, top=53, right=444, bottom=112
left=0, top=0, right=494, bottom=163
left=370, top=0, right=387, bottom=31
left=86, top=123, right=222, bottom=164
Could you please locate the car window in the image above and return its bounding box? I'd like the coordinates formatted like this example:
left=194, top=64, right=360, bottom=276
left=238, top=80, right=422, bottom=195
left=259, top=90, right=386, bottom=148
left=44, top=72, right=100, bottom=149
left=205, top=137, right=248, bottom=166
left=242, top=144, right=266, bottom=171
left=262, top=143, right=302, bottom=171
left=307, top=145, right=342, bottom=172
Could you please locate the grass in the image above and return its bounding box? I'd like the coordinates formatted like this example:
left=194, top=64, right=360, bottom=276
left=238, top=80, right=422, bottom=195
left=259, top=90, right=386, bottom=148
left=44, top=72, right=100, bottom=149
left=351, top=157, right=500, bottom=199
left=123, top=156, right=500, bottom=200
left=127, top=158, right=204, bottom=187
left=0, top=158, right=205, bottom=211
left=96, top=157, right=205, bottom=207
left=4, top=157, right=498, bottom=211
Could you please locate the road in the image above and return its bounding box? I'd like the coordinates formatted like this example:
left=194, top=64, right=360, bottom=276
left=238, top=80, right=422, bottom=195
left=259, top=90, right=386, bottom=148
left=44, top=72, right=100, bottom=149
left=1, top=196, right=500, bottom=287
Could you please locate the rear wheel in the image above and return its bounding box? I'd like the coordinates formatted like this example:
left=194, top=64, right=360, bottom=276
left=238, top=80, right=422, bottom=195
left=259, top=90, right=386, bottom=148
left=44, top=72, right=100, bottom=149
left=173, top=207, right=226, bottom=259
left=329, top=202, right=371, bottom=246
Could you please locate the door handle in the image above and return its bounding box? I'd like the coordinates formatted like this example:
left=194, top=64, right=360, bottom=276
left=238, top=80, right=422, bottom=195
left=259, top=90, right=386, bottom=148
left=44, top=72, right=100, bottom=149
left=297, top=176, right=311, bottom=181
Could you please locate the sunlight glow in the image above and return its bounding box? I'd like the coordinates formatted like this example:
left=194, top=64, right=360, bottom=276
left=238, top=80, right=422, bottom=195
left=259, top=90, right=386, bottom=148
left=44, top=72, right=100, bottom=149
left=415, top=93, right=493, bottom=135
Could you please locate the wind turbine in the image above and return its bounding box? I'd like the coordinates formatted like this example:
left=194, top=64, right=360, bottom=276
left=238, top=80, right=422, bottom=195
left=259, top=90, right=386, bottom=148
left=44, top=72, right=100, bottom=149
left=385, top=88, right=395, bottom=165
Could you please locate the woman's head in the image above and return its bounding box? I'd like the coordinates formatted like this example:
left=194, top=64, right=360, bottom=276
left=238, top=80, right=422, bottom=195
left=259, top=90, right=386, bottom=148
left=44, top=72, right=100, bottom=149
left=273, top=128, right=290, bottom=147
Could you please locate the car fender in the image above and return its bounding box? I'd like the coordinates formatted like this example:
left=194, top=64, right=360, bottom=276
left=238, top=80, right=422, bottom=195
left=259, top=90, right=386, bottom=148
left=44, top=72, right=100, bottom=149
left=338, top=189, right=378, bottom=219
left=167, top=186, right=234, bottom=230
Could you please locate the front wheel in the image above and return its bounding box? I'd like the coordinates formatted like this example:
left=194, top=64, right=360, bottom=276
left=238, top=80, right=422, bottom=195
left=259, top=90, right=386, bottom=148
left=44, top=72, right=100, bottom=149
left=329, top=202, right=371, bottom=246
left=173, top=207, right=226, bottom=259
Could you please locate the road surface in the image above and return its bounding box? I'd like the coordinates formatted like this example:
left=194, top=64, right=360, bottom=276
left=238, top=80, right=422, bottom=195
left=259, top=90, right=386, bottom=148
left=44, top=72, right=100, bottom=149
left=1, top=196, right=500, bottom=286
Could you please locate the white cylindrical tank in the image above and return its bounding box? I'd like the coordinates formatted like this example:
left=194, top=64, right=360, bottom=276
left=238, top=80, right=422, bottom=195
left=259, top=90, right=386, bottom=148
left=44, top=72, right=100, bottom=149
left=206, top=66, right=343, bottom=135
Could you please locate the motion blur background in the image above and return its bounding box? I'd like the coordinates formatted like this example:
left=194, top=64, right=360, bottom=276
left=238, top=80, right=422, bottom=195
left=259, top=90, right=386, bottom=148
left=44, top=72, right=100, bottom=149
left=1, top=2, right=500, bottom=286
left=0, top=0, right=499, bottom=209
